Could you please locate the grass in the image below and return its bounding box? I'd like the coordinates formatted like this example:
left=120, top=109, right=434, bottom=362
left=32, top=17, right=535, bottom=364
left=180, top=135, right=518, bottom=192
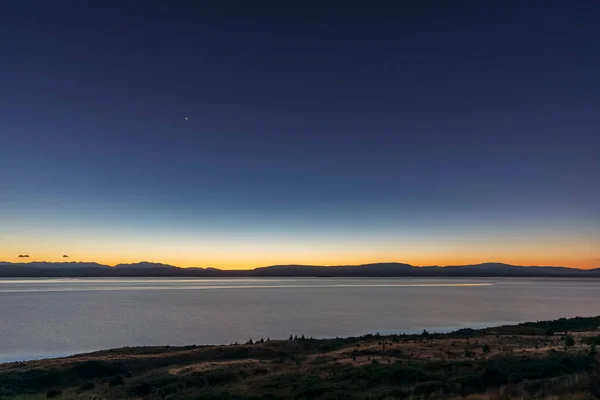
left=1, top=317, right=599, bottom=399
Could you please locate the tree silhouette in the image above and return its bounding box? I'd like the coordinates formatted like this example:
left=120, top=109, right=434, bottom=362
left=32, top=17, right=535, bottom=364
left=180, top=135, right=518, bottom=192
left=564, top=335, right=575, bottom=349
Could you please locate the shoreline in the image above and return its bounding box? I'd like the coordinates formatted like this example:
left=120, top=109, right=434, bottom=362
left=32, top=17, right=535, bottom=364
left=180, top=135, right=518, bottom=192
left=1, top=316, right=599, bottom=399
left=0, top=320, right=527, bottom=364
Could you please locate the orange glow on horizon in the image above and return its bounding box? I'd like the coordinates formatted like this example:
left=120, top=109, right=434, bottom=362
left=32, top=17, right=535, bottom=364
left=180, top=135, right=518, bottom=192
left=2, top=228, right=598, bottom=270
left=1, top=254, right=598, bottom=270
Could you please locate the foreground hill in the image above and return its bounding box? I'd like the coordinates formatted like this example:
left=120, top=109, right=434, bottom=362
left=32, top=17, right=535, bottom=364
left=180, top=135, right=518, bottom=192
left=0, top=261, right=599, bottom=278
left=1, top=317, right=599, bottom=399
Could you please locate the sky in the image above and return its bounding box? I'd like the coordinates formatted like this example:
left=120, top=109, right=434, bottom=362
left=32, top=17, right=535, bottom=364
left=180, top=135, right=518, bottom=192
left=1, top=1, right=599, bottom=269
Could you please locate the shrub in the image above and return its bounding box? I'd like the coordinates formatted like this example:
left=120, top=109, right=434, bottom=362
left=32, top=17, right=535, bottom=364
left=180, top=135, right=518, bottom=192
left=134, top=382, right=152, bottom=396
left=582, top=336, right=600, bottom=346
left=70, top=360, right=126, bottom=379
left=564, top=335, right=576, bottom=348
left=108, top=375, right=124, bottom=387
left=591, top=358, right=600, bottom=399
left=482, top=344, right=491, bottom=353
left=296, top=386, right=325, bottom=398
left=78, top=381, right=95, bottom=391
left=46, top=389, right=62, bottom=398
left=480, top=367, right=508, bottom=386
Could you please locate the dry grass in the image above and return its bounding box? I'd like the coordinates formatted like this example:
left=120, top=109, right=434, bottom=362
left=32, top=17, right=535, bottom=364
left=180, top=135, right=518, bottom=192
left=1, top=318, right=599, bottom=399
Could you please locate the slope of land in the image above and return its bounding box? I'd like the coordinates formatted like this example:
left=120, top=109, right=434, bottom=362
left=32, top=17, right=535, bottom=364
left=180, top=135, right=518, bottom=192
left=1, top=317, right=599, bottom=399
left=1, top=261, right=599, bottom=278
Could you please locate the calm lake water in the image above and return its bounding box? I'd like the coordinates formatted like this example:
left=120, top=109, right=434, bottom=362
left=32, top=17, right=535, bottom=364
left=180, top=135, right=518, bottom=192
left=1, top=277, right=599, bottom=362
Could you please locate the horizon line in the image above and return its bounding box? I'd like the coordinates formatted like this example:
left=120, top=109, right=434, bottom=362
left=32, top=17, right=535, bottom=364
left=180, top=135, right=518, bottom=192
left=1, top=260, right=597, bottom=271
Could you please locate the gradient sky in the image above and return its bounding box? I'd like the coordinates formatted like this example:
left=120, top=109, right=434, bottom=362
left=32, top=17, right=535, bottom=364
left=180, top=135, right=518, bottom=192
left=1, top=1, right=599, bottom=269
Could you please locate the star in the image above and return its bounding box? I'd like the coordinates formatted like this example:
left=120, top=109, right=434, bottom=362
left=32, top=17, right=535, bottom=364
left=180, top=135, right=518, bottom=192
left=185, top=117, right=188, bottom=121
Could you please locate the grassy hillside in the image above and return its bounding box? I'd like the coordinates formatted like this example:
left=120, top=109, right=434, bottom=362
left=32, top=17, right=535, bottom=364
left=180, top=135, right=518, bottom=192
left=1, top=317, right=599, bottom=399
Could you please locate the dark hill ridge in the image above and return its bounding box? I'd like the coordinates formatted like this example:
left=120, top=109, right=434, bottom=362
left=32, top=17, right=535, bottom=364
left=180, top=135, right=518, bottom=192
left=0, top=261, right=599, bottom=277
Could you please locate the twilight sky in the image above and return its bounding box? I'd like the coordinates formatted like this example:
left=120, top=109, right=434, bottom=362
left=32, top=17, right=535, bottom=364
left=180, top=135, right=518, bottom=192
left=1, top=1, right=599, bottom=269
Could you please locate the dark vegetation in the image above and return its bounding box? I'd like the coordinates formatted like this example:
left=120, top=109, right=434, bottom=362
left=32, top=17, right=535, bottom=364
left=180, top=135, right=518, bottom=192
left=0, top=317, right=599, bottom=399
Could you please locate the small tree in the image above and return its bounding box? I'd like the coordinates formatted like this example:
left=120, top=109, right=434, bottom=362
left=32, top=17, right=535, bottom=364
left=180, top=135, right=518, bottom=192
left=289, top=335, right=293, bottom=341
left=482, top=344, right=491, bottom=353
left=564, top=335, right=575, bottom=349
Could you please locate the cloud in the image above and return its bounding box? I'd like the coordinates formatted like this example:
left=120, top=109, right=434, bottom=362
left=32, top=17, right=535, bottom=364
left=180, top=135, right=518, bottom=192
left=18, top=254, right=30, bottom=258
left=63, top=255, right=69, bottom=258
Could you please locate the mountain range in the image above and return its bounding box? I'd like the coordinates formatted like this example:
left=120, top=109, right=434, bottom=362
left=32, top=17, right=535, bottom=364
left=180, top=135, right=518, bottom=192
left=0, top=261, right=599, bottom=278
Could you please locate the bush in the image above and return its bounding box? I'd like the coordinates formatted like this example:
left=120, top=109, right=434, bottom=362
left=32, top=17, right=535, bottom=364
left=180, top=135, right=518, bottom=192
left=480, top=367, right=507, bottom=386
left=134, top=382, right=152, bottom=396
left=70, top=360, right=126, bottom=379
left=78, top=381, right=95, bottom=391
left=296, top=386, right=325, bottom=398
left=564, top=335, right=575, bottom=348
left=591, top=359, right=600, bottom=399
left=482, top=344, right=491, bottom=353
left=46, top=389, right=62, bottom=398
left=108, top=375, right=124, bottom=387
left=204, top=370, right=238, bottom=385
left=582, top=336, right=600, bottom=346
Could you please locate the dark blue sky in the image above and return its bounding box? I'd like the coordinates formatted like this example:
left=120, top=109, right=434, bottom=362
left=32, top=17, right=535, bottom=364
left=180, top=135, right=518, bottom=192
left=1, top=1, right=599, bottom=268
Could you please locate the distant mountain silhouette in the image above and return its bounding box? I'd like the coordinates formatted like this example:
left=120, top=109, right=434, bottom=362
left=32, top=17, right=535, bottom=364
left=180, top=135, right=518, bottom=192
left=0, top=261, right=599, bottom=278
left=114, top=262, right=179, bottom=269
left=0, top=261, right=110, bottom=270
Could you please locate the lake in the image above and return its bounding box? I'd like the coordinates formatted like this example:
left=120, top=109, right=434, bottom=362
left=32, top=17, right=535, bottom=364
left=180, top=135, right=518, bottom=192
left=1, top=277, right=598, bottom=362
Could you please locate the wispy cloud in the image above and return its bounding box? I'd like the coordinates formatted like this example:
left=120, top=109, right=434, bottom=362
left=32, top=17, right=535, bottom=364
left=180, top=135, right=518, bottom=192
left=18, top=254, right=30, bottom=258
